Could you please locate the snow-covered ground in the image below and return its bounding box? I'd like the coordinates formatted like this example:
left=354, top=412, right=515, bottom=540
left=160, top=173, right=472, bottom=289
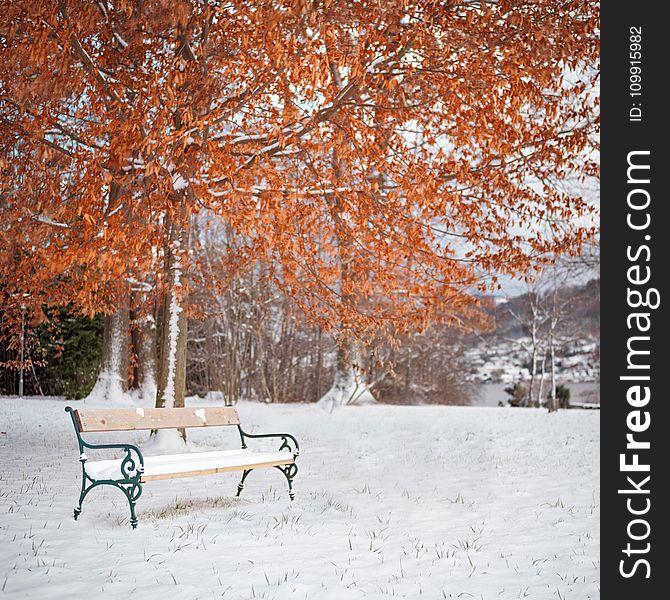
left=0, top=397, right=599, bottom=599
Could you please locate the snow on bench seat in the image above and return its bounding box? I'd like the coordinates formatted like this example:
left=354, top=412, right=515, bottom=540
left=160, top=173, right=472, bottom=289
left=86, top=448, right=294, bottom=482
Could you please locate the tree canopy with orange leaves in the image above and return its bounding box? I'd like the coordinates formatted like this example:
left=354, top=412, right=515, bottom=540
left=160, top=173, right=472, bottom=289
left=1, top=0, right=598, bottom=409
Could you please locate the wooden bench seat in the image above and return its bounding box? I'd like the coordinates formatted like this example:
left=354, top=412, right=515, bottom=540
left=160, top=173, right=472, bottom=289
left=65, top=406, right=300, bottom=529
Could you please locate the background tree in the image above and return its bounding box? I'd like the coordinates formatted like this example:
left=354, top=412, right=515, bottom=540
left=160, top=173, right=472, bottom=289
left=505, top=285, right=547, bottom=407
left=542, top=248, right=600, bottom=411
left=502, top=245, right=599, bottom=409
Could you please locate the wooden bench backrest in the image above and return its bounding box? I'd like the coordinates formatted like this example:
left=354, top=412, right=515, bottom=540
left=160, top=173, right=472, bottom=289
left=73, top=407, right=240, bottom=432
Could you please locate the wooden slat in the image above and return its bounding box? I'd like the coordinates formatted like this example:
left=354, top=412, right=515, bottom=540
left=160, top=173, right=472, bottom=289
left=140, top=457, right=294, bottom=482
left=74, top=407, right=240, bottom=432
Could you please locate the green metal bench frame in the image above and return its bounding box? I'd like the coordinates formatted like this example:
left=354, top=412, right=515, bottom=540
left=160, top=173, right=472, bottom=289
left=65, top=406, right=299, bottom=529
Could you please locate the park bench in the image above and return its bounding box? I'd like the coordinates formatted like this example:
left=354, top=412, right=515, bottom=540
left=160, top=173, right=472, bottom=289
left=64, top=406, right=299, bottom=529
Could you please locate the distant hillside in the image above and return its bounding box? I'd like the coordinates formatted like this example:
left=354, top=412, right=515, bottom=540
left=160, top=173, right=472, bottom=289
left=465, top=279, right=600, bottom=384
left=492, top=278, right=600, bottom=340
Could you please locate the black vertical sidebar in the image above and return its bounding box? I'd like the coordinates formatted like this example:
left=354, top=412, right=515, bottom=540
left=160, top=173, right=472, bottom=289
left=601, top=4, right=668, bottom=596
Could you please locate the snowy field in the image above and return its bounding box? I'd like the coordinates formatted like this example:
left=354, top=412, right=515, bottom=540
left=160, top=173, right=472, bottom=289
left=0, top=397, right=599, bottom=599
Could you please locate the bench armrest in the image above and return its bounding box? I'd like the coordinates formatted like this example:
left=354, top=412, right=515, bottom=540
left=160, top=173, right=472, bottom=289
left=238, top=427, right=300, bottom=457
left=65, top=407, right=144, bottom=480
left=80, top=441, right=145, bottom=482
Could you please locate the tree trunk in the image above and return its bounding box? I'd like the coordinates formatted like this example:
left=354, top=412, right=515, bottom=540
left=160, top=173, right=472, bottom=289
left=205, top=317, right=225, bottom=403
left=86, top=294, right=131, bottom=405
left=537, top=355, right=546, bottom=408
left=317, top=140, right=375, bottom=411
left=548, top=325, right=558, bottom=412
left=317, top=335, right=375, bottom=410
left=527, top=345, right=536, bottom=407
left=130, top=306, right=156, bottom=404
left=527, top=314, right=539, bottom=407
left=152, top=212, right=189, bottom=445
left=314, top=326, right=323, bottom=401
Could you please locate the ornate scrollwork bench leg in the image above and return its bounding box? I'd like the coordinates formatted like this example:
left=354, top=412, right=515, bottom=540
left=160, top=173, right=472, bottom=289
left=275, top=463, right=298, bottom=501
left=73, top=479, right=143, bottom=529
left=73, top=458, right=87, bottom=521
left=122, top=480, right=142, bottom=529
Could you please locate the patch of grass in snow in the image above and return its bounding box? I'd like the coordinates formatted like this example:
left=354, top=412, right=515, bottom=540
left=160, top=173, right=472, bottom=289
left=446, top=492, right=466, bottom=504
left=143, top=495, right=241, bottom=520
left=577, top=530, right=592, bottom=542
left=263, top=568, right=301, bottom=588
left=376, top=584, right=401, bottom=595
left=366, top=526, right=388, bottom=553
left=454, top=537, right=484, bottom=552
left=434, top=542, right=457, bottom=560
left=400, top=487, right=421, bottom=503
left=18, top=476, right=48, bottom=496
left=377, top=512, right=392, bottom=525
left=543, top=497, right=576, bottom=514
left=469, top=523, right=485, bottom=535
left=228, top=509, right=254, bottom=522
left=270, top=512, right=301, bottom=530
left=175, top=521, right=208, bottom=538
left=404, top=536, right=429, bottom=559
left=545, top=497, right=566, bottom=508
left=354, top=482, right=377, bottom=496
left=108, top=513, right=131, bottom=527
left=166, top=521, right=212, bottom=552
left=321, top=497, right=354, bottom=516
left=260, top=486, right=282, bottom=503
